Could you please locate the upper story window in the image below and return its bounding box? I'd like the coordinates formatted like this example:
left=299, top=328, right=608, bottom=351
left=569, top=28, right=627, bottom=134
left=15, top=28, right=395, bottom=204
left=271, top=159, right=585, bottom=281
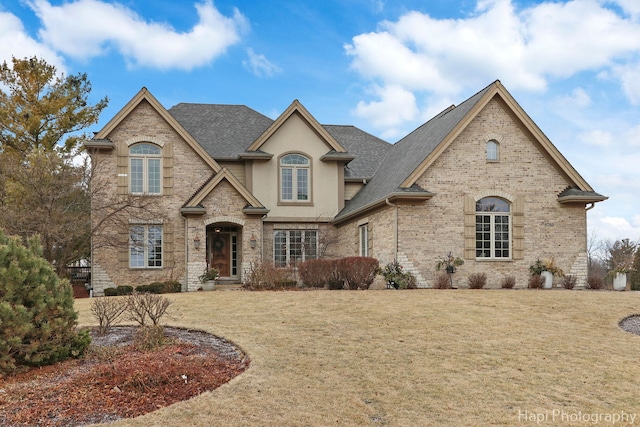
left=486, top=140, right=499, bottom=161
left=280, top=154, right=310, bottom=202
left=476, top=197, right=510, bottom=259
left=130, top=143, right=161, bottom=194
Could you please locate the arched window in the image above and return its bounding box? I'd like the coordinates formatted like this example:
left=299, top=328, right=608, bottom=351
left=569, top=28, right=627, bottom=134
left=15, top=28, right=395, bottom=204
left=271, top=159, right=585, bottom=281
left=486, top=140, right=499, bottom=161
left=280, top=153, right=310, bottom=202
left=130, top=143, right=161, bottom=194
left=476, top=197, right=510, bottom=259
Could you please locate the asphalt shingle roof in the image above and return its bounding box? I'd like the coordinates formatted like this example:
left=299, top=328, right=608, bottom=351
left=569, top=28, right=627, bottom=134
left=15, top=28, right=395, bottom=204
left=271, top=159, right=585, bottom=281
left=169, top=103, right=273, bottom=160
left=168, top=103, right=390, bottom=179
left=335, top=83, right=495, bottom=220
left=323, top=125, right=391, bottom=180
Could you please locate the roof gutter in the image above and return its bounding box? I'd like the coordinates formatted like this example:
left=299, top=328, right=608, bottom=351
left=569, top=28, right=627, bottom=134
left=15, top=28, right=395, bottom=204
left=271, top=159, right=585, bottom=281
left=332, top=191, right=435, bottom=226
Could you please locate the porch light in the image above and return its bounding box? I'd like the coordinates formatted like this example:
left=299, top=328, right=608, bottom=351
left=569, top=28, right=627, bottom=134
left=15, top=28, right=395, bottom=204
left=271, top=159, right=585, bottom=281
left=250, top=234, right=257, bottom=249
left=214, top=227, right=222, bottom=233
left=193, top=236, right=201, bottom=250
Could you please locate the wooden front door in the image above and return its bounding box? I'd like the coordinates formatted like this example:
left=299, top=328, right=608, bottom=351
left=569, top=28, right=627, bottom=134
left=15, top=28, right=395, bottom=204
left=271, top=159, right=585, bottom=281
left=210, top=234, right=230, bottom=277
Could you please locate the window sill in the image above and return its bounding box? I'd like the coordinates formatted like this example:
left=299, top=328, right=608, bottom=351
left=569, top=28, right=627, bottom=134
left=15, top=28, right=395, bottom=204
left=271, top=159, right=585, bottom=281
left=277, top=201, right=314, bottom=207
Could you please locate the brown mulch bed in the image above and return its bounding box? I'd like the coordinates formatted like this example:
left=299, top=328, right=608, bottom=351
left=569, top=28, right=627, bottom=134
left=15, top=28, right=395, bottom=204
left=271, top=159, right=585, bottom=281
left=0, top=326, right=249, bottom=427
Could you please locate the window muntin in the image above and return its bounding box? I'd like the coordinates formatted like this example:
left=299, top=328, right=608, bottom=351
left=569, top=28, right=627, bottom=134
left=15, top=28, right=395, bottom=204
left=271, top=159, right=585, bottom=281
left=475, top=197, right=510, bottom=259
left=273, top=230, right=317, bottom=267
left=359, top=224, right=369, bottom=257
left=486, top=140, right=499, bottom=161
left=130, top=143, right=161, bottom=194
left=280, top=154, right=310, bottom=202
left=130, top=225, right=163, bottom=268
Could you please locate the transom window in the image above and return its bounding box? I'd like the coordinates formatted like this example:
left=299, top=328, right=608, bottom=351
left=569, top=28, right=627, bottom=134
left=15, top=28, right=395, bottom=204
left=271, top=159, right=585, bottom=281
left=486, top=140, right=499, bottom=161
left=130, top=143, right=161, bottom=194
left=130, top=225, right=163, bottom=268
left=280, top=154, right=310, bottom=202
left=274, top=230, right=317, bottom=267
left=476, top=197, right=510, bottom=259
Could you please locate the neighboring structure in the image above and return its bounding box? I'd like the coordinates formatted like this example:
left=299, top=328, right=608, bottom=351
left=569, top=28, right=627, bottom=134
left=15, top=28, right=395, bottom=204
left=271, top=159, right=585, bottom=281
left=85, top=80, right=606, bottom=294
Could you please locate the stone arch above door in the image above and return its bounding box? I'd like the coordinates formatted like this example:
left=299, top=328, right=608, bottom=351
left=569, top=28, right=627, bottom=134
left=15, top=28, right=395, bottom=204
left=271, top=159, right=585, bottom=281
left=205, top=216, right=246, bottom=227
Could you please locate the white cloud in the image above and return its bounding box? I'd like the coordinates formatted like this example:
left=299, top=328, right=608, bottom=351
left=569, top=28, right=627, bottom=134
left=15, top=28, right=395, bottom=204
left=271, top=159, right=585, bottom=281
left=613, top=61, right=640, bottom=105
left=589, top=212, right=640, bottom=242
left=622, top=124, right=640, bottom=147
left=614, top=0, right=640, bottom=19
left=579, top=129, right=613, bottom=147
left=557, top=87, right=592, bottom=109
left=351, top=84, right=418, bottom=137
left=345, top=0, right=640, bottom=130
left=28, top=0, right=246, bottom=70
left=243, top=48, right=281, bottom=77
left=0, top=10, right=66, bottom=73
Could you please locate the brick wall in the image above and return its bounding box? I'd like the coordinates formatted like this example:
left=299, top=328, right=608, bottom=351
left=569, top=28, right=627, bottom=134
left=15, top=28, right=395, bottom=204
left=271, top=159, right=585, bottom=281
left=394, top=98, right=588, bottom=288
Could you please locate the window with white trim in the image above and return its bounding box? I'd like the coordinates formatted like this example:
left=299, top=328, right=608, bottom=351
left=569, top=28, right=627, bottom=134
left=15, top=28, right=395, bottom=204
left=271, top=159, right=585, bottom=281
left=274, top=230, right=317, bottom=267
left=130, top=225, right=163, bottom=268
left=486, top=140, right=499, bottom=161
left=130, top=143, right=161, bottom=194
left=280, top=154, right=310, bottom=202
left=476, top=197, right=510, bottom=259
left=359, top=224, right=369, bottom=257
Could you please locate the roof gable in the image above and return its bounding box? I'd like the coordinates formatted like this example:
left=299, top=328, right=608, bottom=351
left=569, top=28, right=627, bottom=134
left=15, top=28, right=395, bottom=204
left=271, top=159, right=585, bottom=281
left=401, top=81, right=595, bottom=192
left=184, top=168, right=266, bottom=210
left=94, top=87, right=220, bottom=172
left=335, top=80, right=603, bottom=223
left=247, top=100, right=347, bottom=153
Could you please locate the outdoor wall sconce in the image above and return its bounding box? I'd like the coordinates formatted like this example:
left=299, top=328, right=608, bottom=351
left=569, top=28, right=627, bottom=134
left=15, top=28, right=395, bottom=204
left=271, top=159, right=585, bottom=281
left=250, top=234, right=257, bottom=249
left=193, top=236, right=201, bottom=250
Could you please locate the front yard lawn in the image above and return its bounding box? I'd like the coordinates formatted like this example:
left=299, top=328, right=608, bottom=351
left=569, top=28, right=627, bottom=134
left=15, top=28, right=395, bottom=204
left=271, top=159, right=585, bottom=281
left=72, top=289, right=640, bottom=426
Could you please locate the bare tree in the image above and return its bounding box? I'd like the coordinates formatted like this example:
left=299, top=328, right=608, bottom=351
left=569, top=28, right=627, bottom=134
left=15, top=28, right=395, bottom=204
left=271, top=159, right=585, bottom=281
left=88, top=155, right=168, bottom=251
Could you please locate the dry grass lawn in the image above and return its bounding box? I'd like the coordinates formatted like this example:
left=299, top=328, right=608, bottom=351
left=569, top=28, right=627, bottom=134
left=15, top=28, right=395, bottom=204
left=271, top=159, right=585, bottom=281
left=74, top=289, right=640, bottom=426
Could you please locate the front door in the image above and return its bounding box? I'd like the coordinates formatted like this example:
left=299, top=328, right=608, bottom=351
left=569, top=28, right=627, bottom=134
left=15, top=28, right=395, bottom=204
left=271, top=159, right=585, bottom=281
left=209, top=233, right=230, bottom=277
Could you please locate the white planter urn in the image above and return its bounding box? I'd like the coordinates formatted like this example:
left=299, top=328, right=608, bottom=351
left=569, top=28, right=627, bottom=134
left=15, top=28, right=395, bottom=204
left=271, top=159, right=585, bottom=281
left=541, top=271, right=554, bottom=289
left=613, top=273, right=627, bottom=291
left=201, top=280, right=216, bottom=291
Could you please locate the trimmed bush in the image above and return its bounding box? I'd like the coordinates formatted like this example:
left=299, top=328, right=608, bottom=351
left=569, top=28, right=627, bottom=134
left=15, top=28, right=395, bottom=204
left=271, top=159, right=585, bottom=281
left=561, top=275, right=577, bottom=290
left=104, top=285, right=133, bottom=296
left=298, top=259, right=335, bottom=288
left=528, top=275, right=545, bottom=289
left=336, top=257, right=380, bottom=290
left=0, top=230, right=90, bottom=375
left=136, top=281, right=181, bottom=294
left=500, top=275, right=516, bottom=289
left=433, top=272, right=451, bottom=289
left=587, top=275, right=604, bottom=290
left=244, top=262, right=295, bottom=290
left=467, top=273, right=487, bottom=289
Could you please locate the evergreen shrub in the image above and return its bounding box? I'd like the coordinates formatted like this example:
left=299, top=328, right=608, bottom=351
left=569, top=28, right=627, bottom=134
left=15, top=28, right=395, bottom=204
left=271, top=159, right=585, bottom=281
left=0, top=230, right=90, bottom=375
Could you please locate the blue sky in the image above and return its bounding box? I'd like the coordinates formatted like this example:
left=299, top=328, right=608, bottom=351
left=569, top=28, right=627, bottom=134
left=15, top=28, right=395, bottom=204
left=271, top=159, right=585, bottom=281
left=2, top=0, right=639, bottom=245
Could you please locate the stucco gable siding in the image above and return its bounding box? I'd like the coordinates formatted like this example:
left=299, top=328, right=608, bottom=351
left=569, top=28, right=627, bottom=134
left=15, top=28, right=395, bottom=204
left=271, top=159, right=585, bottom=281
left=251, top=113, right=342, bottom=218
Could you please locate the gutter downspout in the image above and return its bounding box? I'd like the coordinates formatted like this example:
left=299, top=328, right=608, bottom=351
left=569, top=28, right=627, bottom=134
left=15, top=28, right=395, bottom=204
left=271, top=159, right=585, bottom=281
left=385, top=198, right=398, bottom=261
